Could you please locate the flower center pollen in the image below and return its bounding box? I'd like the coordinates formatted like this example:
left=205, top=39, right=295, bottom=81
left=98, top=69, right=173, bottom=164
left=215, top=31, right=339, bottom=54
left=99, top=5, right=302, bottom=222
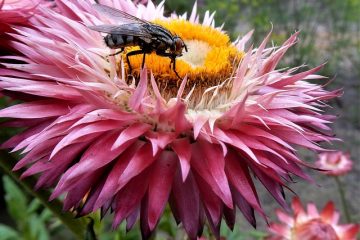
left=179, top=40, right=211, bottom=67
left=118, top=19, right=244, bottom=104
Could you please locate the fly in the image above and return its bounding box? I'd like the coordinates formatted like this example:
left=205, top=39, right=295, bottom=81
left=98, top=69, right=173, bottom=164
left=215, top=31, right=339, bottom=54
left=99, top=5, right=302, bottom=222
left=88, top=4, right=188, bottom=79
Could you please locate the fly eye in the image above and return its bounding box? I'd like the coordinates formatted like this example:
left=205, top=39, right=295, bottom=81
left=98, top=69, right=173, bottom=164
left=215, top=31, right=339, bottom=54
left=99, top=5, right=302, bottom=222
left=170, top=45, right=175, bottom=51
left=175, top=40, right=183, bottom=51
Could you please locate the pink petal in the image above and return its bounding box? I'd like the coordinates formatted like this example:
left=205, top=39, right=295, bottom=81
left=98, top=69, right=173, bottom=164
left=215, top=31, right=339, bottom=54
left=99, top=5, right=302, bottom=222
left=231, top=184, right=256, bottom=227
left=63, top=169, right=103, bottom=211
left=2, top=120, right=51, bottom=151
left=235, top=30, right=254, bottom=51
left=147, top=151, right=177, bottom=230
left=145, top=131, right=176, bottom=156
left=0, top=100, right=70, bottom=119
left=223, top=205, right=236, bottom=230
left=225, top=150, right=265, bottom=217
left=112, top=169, right=150, bottom=228
left=194, top=174, right=222, bottom=227
left=191, top=142, right=233, bottom=208
left=112, top=122, right=151, bottom=150
left=171, top=138, right=192, bottom=181
left=50, top=120, right=121, bottom=158
left=170, top=170, right=200, bottom=240
left=126, top=207, right=139, bottom=232
left=198, top=140, right=233, bottom=208
left=251, top=166, right=288, bottom=210
left=117, top=143, right=156, bottom=189
left=193, top=115, right=208, bottom=139
left=93, top=141, right=144, bottom=210
left=51, top=132, right=135, bottom=199
left=128, top=67, right=148, bottom=112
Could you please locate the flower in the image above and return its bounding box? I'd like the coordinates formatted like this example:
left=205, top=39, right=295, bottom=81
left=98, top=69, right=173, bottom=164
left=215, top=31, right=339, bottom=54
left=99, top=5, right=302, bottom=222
left=0, top=0, right=341, bottom=239
left=316, top=151, right=353, bottom=176
left=0, top=0, right=39, bottom=54
left=266, top=197, right=360, bottom=240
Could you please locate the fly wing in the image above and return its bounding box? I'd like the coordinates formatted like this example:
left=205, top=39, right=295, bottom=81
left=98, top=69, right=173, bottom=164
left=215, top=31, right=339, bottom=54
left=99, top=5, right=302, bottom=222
left=88, top=24, right=153, bottom=38
left=92, top=3, right=149, bottom=24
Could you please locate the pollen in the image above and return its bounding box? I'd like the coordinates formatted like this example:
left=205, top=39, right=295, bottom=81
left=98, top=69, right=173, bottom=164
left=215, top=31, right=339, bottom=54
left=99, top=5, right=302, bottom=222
left=117, top=19, right=244, bottom=101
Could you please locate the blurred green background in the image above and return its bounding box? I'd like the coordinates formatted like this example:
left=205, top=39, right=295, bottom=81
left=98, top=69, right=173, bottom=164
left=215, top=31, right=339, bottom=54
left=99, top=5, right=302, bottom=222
left=1, top=0, right=359, bottom=239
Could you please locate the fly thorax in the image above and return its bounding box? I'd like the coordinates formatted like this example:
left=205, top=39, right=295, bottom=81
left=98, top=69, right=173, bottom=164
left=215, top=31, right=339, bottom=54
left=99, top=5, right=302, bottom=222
left=156, top=42, right=168, bottom=51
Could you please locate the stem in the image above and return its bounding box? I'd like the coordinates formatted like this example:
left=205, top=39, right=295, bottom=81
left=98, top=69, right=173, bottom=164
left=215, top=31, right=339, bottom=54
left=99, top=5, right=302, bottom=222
left=0, top=150, right=87, bottom=239
left=334, top=176, right=352, bottom=222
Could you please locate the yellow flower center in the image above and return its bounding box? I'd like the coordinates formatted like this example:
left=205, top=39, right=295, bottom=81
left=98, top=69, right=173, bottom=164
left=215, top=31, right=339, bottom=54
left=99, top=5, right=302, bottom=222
left=180, top=40, right=211, bottom=68
left=117, top=19, right=244, bottom=104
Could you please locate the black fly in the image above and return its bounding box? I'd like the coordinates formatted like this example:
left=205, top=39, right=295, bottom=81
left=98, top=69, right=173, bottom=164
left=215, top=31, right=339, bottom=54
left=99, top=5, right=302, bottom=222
left=88, top=4, right=187, bottom=79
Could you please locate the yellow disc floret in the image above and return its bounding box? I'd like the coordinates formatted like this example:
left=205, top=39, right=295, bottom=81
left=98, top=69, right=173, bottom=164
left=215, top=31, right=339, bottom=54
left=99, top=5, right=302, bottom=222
left=117, top=19, right=244, bottom=100
left=158, top=19, right=230, bottom=47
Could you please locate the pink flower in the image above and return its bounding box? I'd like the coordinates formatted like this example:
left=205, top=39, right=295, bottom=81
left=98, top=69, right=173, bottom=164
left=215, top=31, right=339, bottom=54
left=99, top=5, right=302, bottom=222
left=0, top=0, right=39, bottom=53
left=266, top=197, right=360, bottom=240
left=0, top=0, right=341, bottom=239
left=316, top=151, right=353, bottom=176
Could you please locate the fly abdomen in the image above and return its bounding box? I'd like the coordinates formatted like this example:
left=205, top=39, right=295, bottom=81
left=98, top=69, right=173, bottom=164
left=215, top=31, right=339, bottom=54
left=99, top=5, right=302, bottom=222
left=104, top=34, right=136, bottom=49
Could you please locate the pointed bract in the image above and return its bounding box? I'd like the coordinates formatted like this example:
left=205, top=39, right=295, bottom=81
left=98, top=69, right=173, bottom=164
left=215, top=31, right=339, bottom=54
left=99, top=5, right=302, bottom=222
left=266, top=197, right=360, bottom=240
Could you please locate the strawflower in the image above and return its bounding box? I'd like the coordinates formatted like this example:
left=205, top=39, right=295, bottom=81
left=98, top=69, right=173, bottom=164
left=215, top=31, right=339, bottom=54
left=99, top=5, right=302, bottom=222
left=316, top=151, right=353, bottom=176
left=266, top=197, right=360, bottom=240
left=0, top=0, right=341, bottom=239
left=0, top=0, right=51, bottom=53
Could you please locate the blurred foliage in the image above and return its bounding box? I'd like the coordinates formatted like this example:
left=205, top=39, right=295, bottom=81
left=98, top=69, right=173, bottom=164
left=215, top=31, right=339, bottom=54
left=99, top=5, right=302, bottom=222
left=0, top=176, right=60, bottom=240
left=0, top=173, right=266, bottom=240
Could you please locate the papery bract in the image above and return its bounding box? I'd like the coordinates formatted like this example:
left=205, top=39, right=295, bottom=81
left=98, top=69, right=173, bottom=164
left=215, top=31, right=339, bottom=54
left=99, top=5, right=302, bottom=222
left=316, top=151, right=353, bottom=176
left=266, top=197, right=359, bottom=240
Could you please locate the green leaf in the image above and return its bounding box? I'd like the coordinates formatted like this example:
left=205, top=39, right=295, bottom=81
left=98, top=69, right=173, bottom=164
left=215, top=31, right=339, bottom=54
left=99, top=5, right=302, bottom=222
left=0, top=224, right=20, bottom=240
left=84, top=218, right=97, bottom=240
left=248, top=230, right=267, bottom=238
left=39, top=208, right=53, bottom=222
left=2, top=176, right=28, bottom=223
left=27, top=199, right=42, bottom=214
left=28, top=215, right=50, bottom=240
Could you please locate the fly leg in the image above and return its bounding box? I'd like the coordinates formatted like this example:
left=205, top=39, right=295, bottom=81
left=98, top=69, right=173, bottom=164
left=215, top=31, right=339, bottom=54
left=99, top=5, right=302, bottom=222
left=126, top=49, right=146, bottom=75
left=171, top=57, right=182, bottom=80
left=156, top=51, right=182, bottom=80
left=141, top=52, right=146, bottom=69
left=107, top=48, right=124, bottom=57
